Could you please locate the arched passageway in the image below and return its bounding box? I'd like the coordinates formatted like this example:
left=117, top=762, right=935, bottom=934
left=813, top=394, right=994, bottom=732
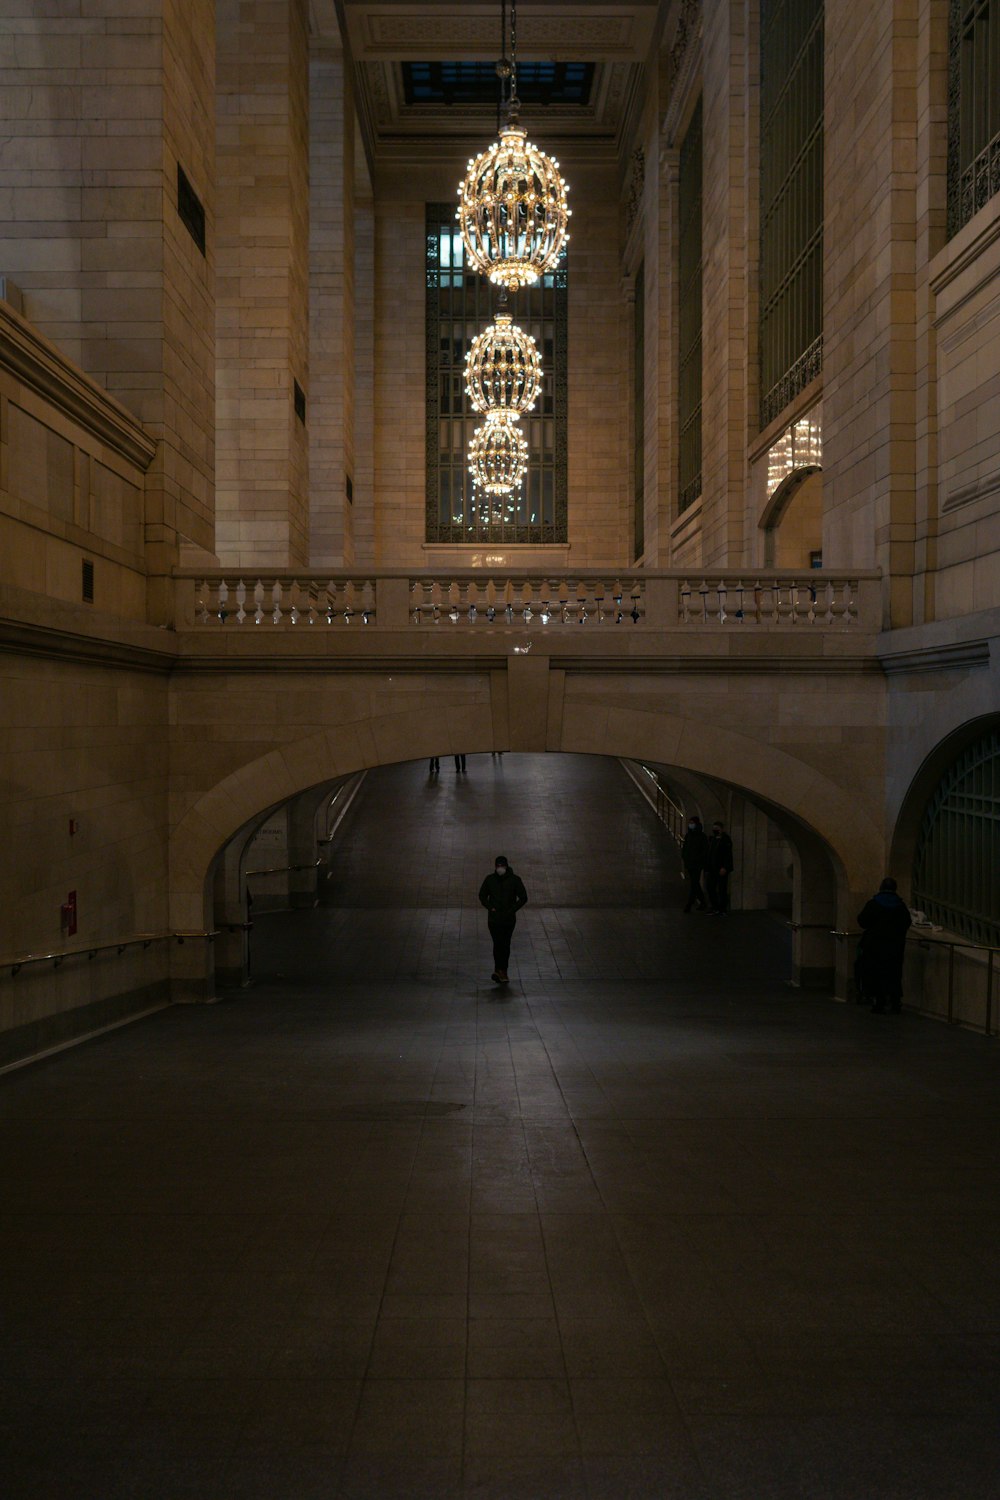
left=243, top=755, right=796, bottom=993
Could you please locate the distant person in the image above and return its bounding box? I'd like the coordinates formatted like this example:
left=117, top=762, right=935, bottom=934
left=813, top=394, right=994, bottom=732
left=428, top=756, right=440, bottom=773
left=681, top=815, right=708, bottom=912
left=478, top=854, right=527, bottom=984
left=705, top=820, right=734, bottom=914
left=455, top=753, right=467, bottom=772
left=857, top=877, right=912, bottom=1013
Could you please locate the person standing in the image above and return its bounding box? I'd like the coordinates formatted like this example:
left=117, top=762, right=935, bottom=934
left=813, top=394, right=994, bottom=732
left=857, top=877, right=912, bottom=1013
left=428, top=756, right=440, bottom=773
left=681, top=816, right=709, bottom=912
left=478, top=854, right=527, bottom=984
left=705, top=820, right=735, bottom=915
left=454, top=753, right=467, bottom=772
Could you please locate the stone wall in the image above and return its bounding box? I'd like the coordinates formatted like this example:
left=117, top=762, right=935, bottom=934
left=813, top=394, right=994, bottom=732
left=0, top=0, right=217, bottom=591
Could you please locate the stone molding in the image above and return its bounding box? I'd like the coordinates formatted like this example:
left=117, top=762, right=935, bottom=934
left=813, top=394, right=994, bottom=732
left=0, top=302, right=156, bottom=473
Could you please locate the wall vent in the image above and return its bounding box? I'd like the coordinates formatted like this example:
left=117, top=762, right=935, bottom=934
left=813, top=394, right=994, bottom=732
left=81, top=559, right=95, bottom=604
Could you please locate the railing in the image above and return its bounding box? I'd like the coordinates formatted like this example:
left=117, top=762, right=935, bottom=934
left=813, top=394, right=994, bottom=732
left=174, top=569, right=881, bottom=631
left=832, top=929, right=1000, bottom=1036
left=638, top=764, right=686, bottom=845
left=2, top=929, right=226, bottom=979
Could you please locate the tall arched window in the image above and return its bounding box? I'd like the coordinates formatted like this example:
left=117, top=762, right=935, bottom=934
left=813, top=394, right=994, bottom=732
left=912, top=727, right=1000, bottom=944
left=425, top=204, right=568, bottom=545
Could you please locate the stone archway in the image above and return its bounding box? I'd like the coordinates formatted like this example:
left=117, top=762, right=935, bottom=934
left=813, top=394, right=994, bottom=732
left=167, top=697, right=883, bottom=999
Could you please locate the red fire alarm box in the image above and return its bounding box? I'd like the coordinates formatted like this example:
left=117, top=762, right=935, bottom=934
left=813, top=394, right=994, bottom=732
left=61, top=891, right=77, bottom=937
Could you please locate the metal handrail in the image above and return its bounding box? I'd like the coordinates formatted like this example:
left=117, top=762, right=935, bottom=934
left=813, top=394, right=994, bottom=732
left=245, top=860, right=323, bottom=877
left=831, top=928, right=999, bottom=1034
left=3, top=929, right=223, bottom=978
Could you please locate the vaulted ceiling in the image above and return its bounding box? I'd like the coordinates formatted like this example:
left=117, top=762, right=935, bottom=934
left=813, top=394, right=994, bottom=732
left=311, top=1, right=660, bottom=164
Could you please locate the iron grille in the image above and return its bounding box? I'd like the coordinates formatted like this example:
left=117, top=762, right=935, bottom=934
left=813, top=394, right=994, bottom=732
left=948, top=0, right=1000, bottom=237
left=425, top=203, right=567, bottom=545
left=759, top=0, right=824, bottom=429
left=634, top=262, right=645, bottom=559
left=913, top=729, right=1000, bottom=946
left=677, top=99, right=703, bottom=513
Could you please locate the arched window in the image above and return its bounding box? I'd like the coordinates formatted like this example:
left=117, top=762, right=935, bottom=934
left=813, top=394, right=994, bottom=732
left=912, top=728, right=1000, bottom=944
left=948, top=0, right=1000, bottom=237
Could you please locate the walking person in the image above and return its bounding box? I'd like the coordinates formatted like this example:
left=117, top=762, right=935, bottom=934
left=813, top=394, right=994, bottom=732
left=478, top=854, right=527, bottom=984
left=681, top=816, right=709, bottom=912
left=857, top=877, right=912, bottom=1013
left=454, top=753, right=467, bottom=772
left=428, top=756, right=440, bottom=773
left=705, top=820, right=735, bottom=914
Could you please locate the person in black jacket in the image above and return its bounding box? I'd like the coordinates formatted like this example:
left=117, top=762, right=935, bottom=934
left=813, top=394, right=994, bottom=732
left=857, top=877, right=912, bottom=1013
left=478, top=854, right=527, bottom=983
left=705, top=820, right=735, bottom=915
left=681, top=816, right=709, bottom=912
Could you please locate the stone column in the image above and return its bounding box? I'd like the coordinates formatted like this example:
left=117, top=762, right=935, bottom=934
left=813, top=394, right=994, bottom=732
left=699, top=0, right=750, bottom=568
left=0, top=0, right=217, bottom=619
left=215, top=0, right=310, bottom=569
left=823, top=0, right=919, bottom=626
left=309, top=40, right=355, bottom=568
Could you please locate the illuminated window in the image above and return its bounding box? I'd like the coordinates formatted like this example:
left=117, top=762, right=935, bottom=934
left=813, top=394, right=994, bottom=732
left=677, top=99, right=703, bottom=514
left=759, top=0, right=824, bottom=428
left=425, top=203, right=567, bottom=544
left=948, top=0, right=1000, bottom=236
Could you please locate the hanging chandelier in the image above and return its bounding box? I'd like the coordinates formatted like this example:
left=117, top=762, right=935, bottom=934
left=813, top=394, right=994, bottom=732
left=456, top=0, right=570, bottom=291
left=468, top=412, right=529, bottom=494
left=465, top=311, right=542, bottom=418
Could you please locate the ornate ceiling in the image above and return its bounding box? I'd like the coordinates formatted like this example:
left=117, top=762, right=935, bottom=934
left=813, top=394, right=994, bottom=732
left=310, top=2, right=659, bottom=164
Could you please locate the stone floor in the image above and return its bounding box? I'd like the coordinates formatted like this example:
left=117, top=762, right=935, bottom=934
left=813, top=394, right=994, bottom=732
left=2, top=754, right=1000, bottom=1499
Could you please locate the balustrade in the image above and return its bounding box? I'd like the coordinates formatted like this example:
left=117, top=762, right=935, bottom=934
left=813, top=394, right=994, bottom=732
left=175, top=570, right=879, bottom=631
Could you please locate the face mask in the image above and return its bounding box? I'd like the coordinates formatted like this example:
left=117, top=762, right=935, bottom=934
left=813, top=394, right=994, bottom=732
left=495, top=866, right=506, bottom=876
left=687, top=823, right=696, bottom=831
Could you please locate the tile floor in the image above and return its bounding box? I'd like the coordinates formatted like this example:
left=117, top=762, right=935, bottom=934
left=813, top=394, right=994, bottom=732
left=1, top=755, right=999, bottom=1498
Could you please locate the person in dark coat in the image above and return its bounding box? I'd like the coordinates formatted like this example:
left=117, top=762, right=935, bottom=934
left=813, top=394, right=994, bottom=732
left=681, top=816, right=709, bottom=911
left=857, top=877, right=912, bottom=1013
left=704, top=820, right=735, bottom=914
left=478, top=854, right=527, bottom=983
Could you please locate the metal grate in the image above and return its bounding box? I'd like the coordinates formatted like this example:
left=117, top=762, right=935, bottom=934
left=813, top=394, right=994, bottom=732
left=677, top=99, right=703, bottom=514
left=403, top=61, right=594, bottom=109
left=758, top=0, right=824, bottom=430
left=913, top=729, right=1000, bottom=946
left=948, top=0, right=1000, bottom=237
left=81, top=558, right=94, bottom=604
left=425, top=203, right=567, bottom=545
left=633, top=262, right=645, bottom=559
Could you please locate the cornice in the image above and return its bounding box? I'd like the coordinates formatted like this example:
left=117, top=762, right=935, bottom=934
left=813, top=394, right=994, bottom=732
left=878, top=639, right=991, bottom=675
left=0, top=303, right=157, bottom=472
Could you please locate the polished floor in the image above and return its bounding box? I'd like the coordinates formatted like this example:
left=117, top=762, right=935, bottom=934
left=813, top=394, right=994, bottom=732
left=2, top=755, right=1000, bottom=1499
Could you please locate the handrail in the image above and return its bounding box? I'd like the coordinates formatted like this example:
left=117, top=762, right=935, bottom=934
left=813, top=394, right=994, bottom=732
left=2, top=929, right=224, bottom=978
left=245, top=860, right=323, bottom=878
left=831, top=928, right=998, bottom=1034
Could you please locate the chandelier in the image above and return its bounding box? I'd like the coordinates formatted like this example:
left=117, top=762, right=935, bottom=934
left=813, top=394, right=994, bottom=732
left=468, top=412, right=529, bottom=494
left=465, top=311, right=542, bottom=417
left=456, top=0, right=570, bottom=291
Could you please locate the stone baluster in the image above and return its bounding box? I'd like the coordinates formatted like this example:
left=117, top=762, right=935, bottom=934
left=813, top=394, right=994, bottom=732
left=467, top=578, right=481, bottom=623
left=539, top=580, right=553, bottom=624
left=447, top=580, right=461, bottom=623
left=678, top=579, right=692, bottom=624
left=558, top=577, right=571, bottom=624
left=193, top=579, right=209, bottom=625
left=520, top=581, right=533, bottom=623
left=268, top=578, right=282, bottom=625
left=502, top=577, right=515, bottom=624
left=361, top=579, right=375, bottom=623
left=731, top=578, right=746, bottom=624
left=485, top=576, right=497, bottom=622
left=287, top=579, right=302, bottom=625
left=215, top=577, right=230, bottom=623
left=775, top=582, right=793, bottom=626
left=234, top=578, right=247, bottom=624
left=252, top=579, right=265, bottom=624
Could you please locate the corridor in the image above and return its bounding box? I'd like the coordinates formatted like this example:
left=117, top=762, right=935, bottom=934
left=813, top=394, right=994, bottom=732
left=1, top=757, right=999, bottom=1499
